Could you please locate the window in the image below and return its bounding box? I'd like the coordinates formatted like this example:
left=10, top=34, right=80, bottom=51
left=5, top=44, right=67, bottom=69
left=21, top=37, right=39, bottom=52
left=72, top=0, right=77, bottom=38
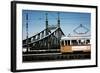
left=71, top=40, right=78, bottom=45
left=81, top=39, right=85, bottom=45
left=86, top=39, right=90, bottom=44
left=61, top=40, right=64, bottom=46
left=65, top=40, right=67, bottom=45
left=78, top=39, right=86, bottom=45
left=68, top=40, right=70, bottom=45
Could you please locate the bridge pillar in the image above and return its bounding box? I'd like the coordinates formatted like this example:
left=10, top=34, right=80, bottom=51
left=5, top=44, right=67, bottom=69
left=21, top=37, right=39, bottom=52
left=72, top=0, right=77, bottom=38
left=45, top=13, right=49, bottom=35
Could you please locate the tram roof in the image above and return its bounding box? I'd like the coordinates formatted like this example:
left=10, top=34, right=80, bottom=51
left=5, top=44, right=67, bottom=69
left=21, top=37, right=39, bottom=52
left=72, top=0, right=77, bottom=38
left=61, top=36, right=90, bottom=40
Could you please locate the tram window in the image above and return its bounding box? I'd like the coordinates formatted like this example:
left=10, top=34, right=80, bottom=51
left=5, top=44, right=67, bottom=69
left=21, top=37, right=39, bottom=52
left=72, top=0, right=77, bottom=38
left=61, top=41, right=64, bottom=46
left=86, top=39, right=90, bottom=44
left=68, top=40, right=70, bottom=45
left=79, top=40, right=81, bottom=44
left=79, top=39, right=85, bottom=45
left=81, top=40, right=85, bottom=45
left=65, top=40, right=67, bottom=45
left=71, top=40, right=78, bottom=45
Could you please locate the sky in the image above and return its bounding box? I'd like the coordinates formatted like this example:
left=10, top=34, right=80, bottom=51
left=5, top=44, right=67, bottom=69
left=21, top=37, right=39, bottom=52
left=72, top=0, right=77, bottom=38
left=22, top=10, right=91, bottom=40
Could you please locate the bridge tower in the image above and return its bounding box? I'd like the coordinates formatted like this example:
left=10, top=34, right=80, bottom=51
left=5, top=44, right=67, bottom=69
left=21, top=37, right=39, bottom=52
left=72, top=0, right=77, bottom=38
left=57, top=12, right=60, bottom=28
left=26, top=13, right=29, bottom=52
left=45, top=13, right=49, bottom=35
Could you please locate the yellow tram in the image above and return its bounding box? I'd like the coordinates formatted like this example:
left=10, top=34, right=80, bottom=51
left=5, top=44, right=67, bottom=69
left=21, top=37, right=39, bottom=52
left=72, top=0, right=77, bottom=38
left=60, top=36, right=91, bottom=53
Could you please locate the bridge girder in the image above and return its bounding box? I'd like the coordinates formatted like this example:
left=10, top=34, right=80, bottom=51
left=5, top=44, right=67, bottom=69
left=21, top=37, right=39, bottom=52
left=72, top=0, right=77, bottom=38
left=23, top=27, right=65, bottom=50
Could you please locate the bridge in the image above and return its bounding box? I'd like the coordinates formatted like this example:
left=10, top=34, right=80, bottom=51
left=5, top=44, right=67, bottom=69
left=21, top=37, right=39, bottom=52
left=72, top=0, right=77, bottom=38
left=23, top=13, right=65, bottom=54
